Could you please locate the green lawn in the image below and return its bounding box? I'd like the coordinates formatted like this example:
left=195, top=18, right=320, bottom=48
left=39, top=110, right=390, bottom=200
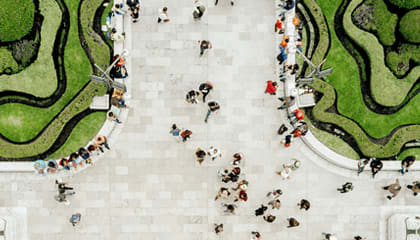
left=386, top=0, right=420, bottom=8
left=0, top=0, right=34, bottom=42
left=48, top=111, right=106, bottom=159
left=399, top=10, right=420, bottom=43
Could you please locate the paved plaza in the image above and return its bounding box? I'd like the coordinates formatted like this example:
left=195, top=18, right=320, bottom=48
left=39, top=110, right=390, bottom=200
left=1, top=0, right=420, bottom=239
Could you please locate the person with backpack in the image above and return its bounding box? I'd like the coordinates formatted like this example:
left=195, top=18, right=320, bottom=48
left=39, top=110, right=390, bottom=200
left=205, top=101, right=220, bottom=123
left=199, top=81, right=213, bottom=102
left=193, top=0, right=206, bottom=20
left=180, top=129, right=192, bottom=142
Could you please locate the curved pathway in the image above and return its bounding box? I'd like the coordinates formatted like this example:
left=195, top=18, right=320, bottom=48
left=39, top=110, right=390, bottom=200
left=0, top=1, right=419, bottom=239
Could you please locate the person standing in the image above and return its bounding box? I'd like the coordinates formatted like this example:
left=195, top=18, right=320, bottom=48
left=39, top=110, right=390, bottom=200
left=406, top=181, right=420, bottom=196
left=207, top=146, right=222, bottom=161
left=370, top=158, right=383, bottom=178
left=215, top=0, right=236, bottom=6
left=214, top=223, right=223, bottom=234
left=199, top=40, right=212, bottom=57
left=199, top=81, right=213, bottom=102
left=69, top=213, right=82, bottom=227
left=297, top=199, right=310, bottom=211
left=400, top=156, right=415, bottom=175
left=157, top=7, right=169, bottom=23
left=204, top=101, right=220, bottom=123
left=322, top=232, right=338, bottom=240
left=195, top=148, right=207, bottom=165
left=170, top=124, right=181, bottom=140
left=337, top=182, right=353, bottom=193
left=383, top=179, right=401, bottom=200
left=180, top=129, right=192, bottom=142
left=357, top=158, right=370, bottom=176
left=250, top=231, right=261, bottom=240
left=126, top=0, right=140, bottom=22
left=193, top=0, right=206, bottom=20
left=288, top=109, right=304, bottom=125
left=287, top=217, right=299, bottom=228
left=214, top=187, right=231, bottom=200
left=265, top=80, right=277, bottom=95
left=277, top=96, right=295, bottom=109
left=263, top=214, right=276, bottom=223
left=186, top=90, right=201, bottom=104
left=94, top=135, right=110, bottom=153
left=223, top=203, right=237, bottom=214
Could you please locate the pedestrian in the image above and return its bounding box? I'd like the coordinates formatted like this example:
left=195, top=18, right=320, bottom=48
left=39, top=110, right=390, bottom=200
left=157, top=7, right=169, bottom=23
left=215, top=187, right=231, bottom=200
left=193, top=0, right=206, bottom=20
left=198, top=40, right=212, bottom=57
left=370, top=158, right=383, bottom=178
left=274, top=17, right=285, bottom=34
left=180, top=129, right=192, bottom=142
left=383, top=179, right=401, bottom=200
left=199, top=81, right=213, bottom=102
left=106, top=28, right=126, bottom=42
left=266, top=189, right=283, bottom=199
left=278, top=0, right=295, bottom=17
left=112, top=3, right=125, bottom=15
left=225, top=167, right=241, bottom=183
left=406, top=181, right=420, bottom=196
left=47, top=159, right=58, bottom=173
left=215, top=0, right=236, bottom=6
left=54, top=192, right=71, bottom=205
left=292, top=123, right=308, bottom=137
left=287, top=217, right=299, bottom=228
left=277, top=124, right=288, bottom=135
left=107, top=110, right=122, bottom=124
left=265, top=80, right=277, bottom=95
left=357, top=158, right=370, bottom=176
left=400, top=156, right=415, bottom=175
left=280, top=35, right=290, bottom=48
left=127, top=0, right=140, bottom=22
left=232, top=152, right=244, bottom=165
left=263, top=214, right=276, bottom=223
left=69, top=152, right=83, bottom=170
left=234, top=190, right=248, bottom=202
left=217, top=168, right=230, bottom=178
left=354, top=236, right=366, bottom=240
left=322, top=232, right=338, bottom=240
left=277, top=96, right=295, bottom=109
left=232, top=180, right=248, bottom=191
left=276, top=164, right=293, bottom=180
left=288, top=109, right=304, bottom=125
left=251, top=231, right=262, bottom=240
left=186, top=90, right=201, bottom=104
left=255, top=205, right=268, bottom=216
left=207, top=146, right=222, bottom=161
left=204, top=101, right=220, bottom=123
left=281, top=134, right=292, bottom=147
left=214, top=223, right=223, bottom=234
left=87, top=144, right=100, bottom=156
left=94, top=135, right=110, bottom=153
left=268, top=199, right=281, bottom=209
left=223, top=203, right=237, bottom=214
left=78, top=147, right=92, bottom=165
left=56, top=179, right=75, bottom=195
left=169, top=124, right=181, bottom=139
left=69, top=213, right=81, bottom=227
left=337, top=182, right=353, bottom=193
left=195, top=148, right=207, bottom=165
left=297, top=199, right=310, bottom=211
left=59, top=158, right=71, bottom=171
left=277, top=46, right=288, bottom=65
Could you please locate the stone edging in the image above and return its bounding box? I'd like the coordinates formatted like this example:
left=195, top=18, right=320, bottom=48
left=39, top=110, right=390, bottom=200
left=0, top=0, right=131, bottom=173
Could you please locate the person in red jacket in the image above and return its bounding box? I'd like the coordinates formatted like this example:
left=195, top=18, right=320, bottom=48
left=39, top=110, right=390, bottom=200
left=265, top=80, right=277, bottom=95
left=288, top=109, right=304, bottom=124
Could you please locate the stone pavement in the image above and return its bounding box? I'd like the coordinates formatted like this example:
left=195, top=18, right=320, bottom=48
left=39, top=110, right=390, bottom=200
left=1, top=0, right=420, bottom=239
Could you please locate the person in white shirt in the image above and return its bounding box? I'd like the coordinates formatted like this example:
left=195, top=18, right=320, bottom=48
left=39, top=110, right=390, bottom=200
left=157, top=7, right=169, bottom=23
left=207, top=146, right=222, bottom=161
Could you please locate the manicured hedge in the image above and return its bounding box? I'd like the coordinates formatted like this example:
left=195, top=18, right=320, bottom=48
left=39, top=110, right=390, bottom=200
left=0, top=0, right=35, bottom=42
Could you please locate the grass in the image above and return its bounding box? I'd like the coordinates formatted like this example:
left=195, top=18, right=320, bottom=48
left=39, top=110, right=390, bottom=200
left=386, top=0, right=420, bottom=9
left=353, top=0, right=397, bottom=46
left=399, top=10, right=420, bottom=43
left=307, top=119, right=360, bottom=159
left=386, top=44, right=420, bottom=76
left=398, top=148, right=420, bottom=160
left=0, top=48, right=19, bottom=73
left=0, top=0, right=34, bottom=42
left=48, top=111, right=106, bottom=159
left=0, top=0, right=60, bottom=97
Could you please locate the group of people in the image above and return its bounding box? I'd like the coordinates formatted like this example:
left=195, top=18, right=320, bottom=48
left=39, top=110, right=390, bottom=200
left=185, top=81, right=220, bottom=123
left=55, top=179, right=83, bottom=227
left=34, top=135, right=110, bottom=175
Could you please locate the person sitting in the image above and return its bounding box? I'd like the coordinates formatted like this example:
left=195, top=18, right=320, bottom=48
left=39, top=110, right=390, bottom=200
left=107, top=110, right=122, bottom=124
left=110, top=65, right=128, bottom=79
left=288, top=108, right=304, bottom=125
left=106, top=28, right=126, bottom=42
left=112, top=3, right=125, bottom=15
left=278, top=96, right=295, bottom=109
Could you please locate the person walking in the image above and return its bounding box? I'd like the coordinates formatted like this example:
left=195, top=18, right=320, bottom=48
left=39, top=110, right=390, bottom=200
left=406, top=181, right=420, bottom=196
left=223, top=203, right=237, bottom=214
left=215, top=187, right=231, bottom=200
left=193, top=0, right=206, bottom=20
left=263, top=214, right=276, bottom=223
left=277, top=124, right=288, bottom=135
left=297, top=199, right=310, bottom=211
left=198, top=40, right=212, bottom=56
left=170, top=124, right=181, bottom=139
left=207, top=146, right=222, bottom=161
left=287, top=217, right=299, bottom=228
left=268, top=199, right=281, bottom=210
left=383, top=179, right=401, bottom=200
left=215, top=0, right=236, bottom=6
left=204, top=101, right=220, bottom=123
left=266, top=189, right=283, bottom=199
left=157, top=7, right=169, bottom=23
left=357, top=158, right=370, bottom=176
left=214, top=223, right=224, bottom=234
left=255, top=205, right=268, bottom=216
left=69, top=213, right=81, bottom=227
left=180, top=129, right=193, bottom=142
left=370, top=158, right=383, bottom=178
left=354, top=236, right=367, bottom=240
left=322, top=232, right=338, bottom=240
left=234, top=190, right=248, bottom=202
left=232, top=180, right=248, bottom=191
left=276, top=164, right=293, bottom=180
left=195, top=148, right=207, bottom=165
left=94, top=135, right=110, bottom=153
left=337, top=182, right=353, bottom=193
left=400, top=156, right=415, bottom=175
left=288, top=108, right=304, bottom=125
left=56, top=179, right=74, bottom=195
left=199, top=81, right=213, bottom=102
left=186, top=90, right=201, bottom=104
left=127, top=0, right=140, bottom=22
left=250, top=231, right=261, bottom=240
left=265, top=80, right=277, bottom=95
left=232, top=152, right=244, bottom=165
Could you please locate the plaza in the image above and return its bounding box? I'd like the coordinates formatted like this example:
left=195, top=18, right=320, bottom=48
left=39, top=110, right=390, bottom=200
left=0, top=0, right=420, bottom=239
